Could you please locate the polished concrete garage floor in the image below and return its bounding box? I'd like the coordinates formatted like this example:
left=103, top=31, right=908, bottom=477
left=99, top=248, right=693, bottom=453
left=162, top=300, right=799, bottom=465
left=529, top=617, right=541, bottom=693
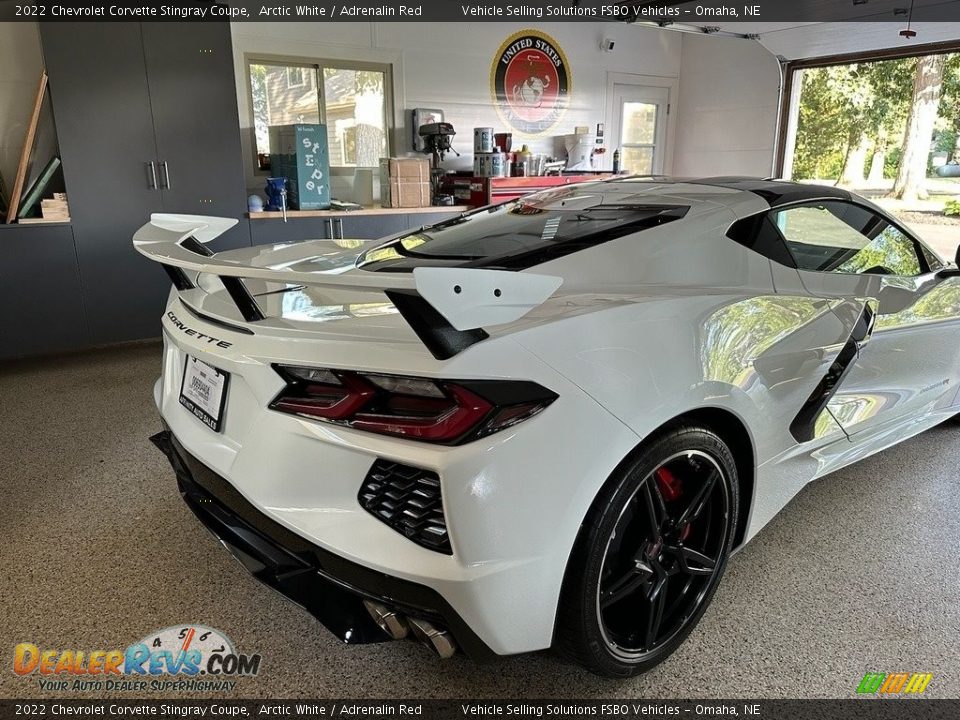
left=2, top=342, right=958, bottom=699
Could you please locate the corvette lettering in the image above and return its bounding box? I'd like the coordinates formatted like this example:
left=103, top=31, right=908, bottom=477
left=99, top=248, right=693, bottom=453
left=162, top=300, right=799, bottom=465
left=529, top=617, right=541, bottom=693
left=166, top=311, right=232, bottom=349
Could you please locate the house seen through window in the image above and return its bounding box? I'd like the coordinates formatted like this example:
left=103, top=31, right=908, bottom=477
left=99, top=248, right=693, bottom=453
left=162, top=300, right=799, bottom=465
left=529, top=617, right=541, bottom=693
left=248, top=60, right=390, bottom=171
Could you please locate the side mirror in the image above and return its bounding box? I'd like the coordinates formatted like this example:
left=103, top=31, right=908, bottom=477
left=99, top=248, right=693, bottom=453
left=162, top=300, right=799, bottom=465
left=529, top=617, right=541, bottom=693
left=936, top=245, right=960, bottom=278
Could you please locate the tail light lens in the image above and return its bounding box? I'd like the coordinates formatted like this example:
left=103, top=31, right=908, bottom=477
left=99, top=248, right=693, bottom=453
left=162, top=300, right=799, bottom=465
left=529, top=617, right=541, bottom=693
left=270, top=366, right=557, bottom=444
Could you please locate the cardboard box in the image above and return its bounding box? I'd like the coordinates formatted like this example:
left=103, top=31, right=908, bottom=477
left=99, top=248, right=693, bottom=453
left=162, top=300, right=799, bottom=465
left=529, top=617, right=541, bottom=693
left=385, top=179, right=431, bottom=208
left=380, top=157, right=431, bottom=207
left=268, top=124, right=331, bottom=210
left=380, top=157, right=430, bottom=180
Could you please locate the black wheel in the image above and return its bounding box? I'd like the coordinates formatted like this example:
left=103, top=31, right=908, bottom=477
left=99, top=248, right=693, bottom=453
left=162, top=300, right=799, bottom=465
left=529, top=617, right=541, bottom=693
left=555, top=425, right=738, bottom=677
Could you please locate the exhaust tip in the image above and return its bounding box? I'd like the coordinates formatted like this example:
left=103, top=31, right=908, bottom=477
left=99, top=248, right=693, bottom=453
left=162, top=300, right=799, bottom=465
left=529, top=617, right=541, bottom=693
left=408, top=617, right=457, bottom=659
left=363, top=599, right=409, bottom=640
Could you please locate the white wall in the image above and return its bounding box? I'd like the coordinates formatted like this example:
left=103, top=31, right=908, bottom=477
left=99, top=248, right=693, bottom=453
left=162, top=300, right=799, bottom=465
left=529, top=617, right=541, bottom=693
left=0, top=22, right=43, bottom=188
left=230, top=21, right=683, bottom=191
left=673, top=33, right=782, bottom=177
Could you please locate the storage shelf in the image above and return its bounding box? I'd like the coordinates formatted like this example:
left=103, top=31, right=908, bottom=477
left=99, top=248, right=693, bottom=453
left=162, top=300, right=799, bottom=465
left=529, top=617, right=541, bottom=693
left=248, top=205, right=467, bottom=220
left=0, top=221, right=72, bottom=229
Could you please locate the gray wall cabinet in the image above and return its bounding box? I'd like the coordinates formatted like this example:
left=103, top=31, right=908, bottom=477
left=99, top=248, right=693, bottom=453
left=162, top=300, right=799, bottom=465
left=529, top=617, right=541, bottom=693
left=339, top=214, right=409, bottom=240
left=249, top=211, right=461, bottom=247
left=250, top=218, right=333, bottom=246
left=406, top=212, right=460, bottom=231
left=140, top=22, right=249, bottom=250
left=0, top=225, right=86, bottom=360
left=39, top=21, right=250, bottom=347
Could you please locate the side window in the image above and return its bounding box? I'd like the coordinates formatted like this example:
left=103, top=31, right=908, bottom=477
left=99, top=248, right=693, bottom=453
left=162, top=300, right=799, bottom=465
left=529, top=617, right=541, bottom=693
left=920, top=243, right=946, bottom=272
left=726, top=214, right=796, bottom=267
left=772, top=201, right=923, bottom=277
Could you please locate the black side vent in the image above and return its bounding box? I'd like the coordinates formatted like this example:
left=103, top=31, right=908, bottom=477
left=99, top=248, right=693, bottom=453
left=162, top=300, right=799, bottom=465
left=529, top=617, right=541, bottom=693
left=359, top=460, right=451, bottom=554
left=789, top=304, right=874, bottom=443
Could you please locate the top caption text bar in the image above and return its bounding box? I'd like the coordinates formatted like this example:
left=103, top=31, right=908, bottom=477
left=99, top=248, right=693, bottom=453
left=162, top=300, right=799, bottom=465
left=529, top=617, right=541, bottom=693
left=3, top=0, right=960, bottom=22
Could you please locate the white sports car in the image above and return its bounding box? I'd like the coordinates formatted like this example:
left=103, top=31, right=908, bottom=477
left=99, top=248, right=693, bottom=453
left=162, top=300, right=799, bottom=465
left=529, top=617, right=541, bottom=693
left=138, top=177, right=960, bottom=677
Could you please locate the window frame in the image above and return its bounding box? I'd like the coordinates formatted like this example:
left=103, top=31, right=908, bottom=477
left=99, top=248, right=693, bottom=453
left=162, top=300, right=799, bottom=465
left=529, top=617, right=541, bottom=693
left=618, top=101, right=660, bottom=175
left=775, top=40, right=960, bottom=179
left=285, top=66, right=306, bottom=89
left=729, top=199, right=942, bottom=278
left=245, top=54, right=395, bottom=177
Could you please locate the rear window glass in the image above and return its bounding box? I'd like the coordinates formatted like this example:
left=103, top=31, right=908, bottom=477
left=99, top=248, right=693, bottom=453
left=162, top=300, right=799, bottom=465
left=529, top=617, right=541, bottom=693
left=357, top=199, right=688, bottom=272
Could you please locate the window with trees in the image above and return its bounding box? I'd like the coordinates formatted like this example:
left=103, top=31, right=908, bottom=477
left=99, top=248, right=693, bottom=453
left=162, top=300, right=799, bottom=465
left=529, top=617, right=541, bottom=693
left=772, top=201, right=924, bottom=277
left=786, top=52, right=960, bottom=204
left=248, top=59, right=391, bottom=172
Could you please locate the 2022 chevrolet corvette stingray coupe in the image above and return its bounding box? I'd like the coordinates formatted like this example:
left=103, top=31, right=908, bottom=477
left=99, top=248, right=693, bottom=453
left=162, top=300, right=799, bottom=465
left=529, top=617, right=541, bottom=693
left=137, top=177, right=960, bottom=677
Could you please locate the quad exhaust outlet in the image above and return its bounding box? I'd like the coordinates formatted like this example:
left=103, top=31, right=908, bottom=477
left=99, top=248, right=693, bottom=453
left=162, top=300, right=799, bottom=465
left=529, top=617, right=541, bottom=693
left=363, top=600, right=457, bottom=658
left=363, top=599, right=409, bottom=640
left=408, top=618, right=458, bottom=659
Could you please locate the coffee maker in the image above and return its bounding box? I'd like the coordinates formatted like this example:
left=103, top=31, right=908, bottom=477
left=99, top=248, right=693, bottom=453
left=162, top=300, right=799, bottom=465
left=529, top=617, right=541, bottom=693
left=564, top=134, right=596, bottom=172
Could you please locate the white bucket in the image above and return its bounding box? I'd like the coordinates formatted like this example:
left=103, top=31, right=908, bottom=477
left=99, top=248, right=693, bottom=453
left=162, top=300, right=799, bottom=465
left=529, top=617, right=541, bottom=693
left=472, top=153, right=488, bottom=176
left=489, top=152, right=506, bottom=177
left=474, top=127, right=495, bottom=153
left=474, top=152, right=506, bottom=177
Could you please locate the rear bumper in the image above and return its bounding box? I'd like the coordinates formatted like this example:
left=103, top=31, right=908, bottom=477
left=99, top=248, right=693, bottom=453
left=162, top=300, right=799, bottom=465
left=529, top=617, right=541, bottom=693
left=151, top=428, right=496, bottom=662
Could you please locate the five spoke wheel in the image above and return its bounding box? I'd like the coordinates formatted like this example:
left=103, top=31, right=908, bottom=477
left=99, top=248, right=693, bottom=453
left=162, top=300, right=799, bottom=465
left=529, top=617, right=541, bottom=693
left=596, top=450, right=730, bottom=659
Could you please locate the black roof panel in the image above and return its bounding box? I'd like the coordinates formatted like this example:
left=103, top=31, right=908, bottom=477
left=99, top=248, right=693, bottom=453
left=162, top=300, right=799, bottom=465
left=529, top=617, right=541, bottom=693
left=681, top=177, right=851, bottom=207
left=604, top=176, right=852, bottom=208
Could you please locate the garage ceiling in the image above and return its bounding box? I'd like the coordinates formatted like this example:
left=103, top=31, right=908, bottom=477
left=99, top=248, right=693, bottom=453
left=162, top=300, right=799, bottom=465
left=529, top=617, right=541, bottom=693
left=631, top=0, right=960, bottom=59
left=754, top=22, right=960, bottom=59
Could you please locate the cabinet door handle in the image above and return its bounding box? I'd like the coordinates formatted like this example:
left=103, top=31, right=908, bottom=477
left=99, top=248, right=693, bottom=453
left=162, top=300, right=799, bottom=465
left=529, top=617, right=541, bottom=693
left=160, top=161, right=171, bottom=190
left=335, top=218, right=344, bottom=239
left=146, top=161, right=158, bottom=190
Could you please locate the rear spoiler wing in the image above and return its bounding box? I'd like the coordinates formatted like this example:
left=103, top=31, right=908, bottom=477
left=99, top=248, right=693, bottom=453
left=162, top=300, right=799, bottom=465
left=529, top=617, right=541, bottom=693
left=133, top=214, right=562, bottom=360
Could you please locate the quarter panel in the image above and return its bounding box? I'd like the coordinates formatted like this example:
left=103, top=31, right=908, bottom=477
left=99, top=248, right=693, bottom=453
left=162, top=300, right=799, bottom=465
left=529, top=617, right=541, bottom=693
left=514, top=290, right=864, bottom=541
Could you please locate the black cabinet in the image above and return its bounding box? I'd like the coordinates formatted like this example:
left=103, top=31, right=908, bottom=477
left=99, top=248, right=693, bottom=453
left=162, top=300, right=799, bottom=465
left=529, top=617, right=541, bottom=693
left=250, top=218, right=332, bottom=246
left=40, top=21, right=250, bottom=346
left=140, top=22, right=249, bottom=250
left=41, top=23, right=165, bottom=346
left=339, top=214, right=409, bottom=241
left=249, top=211, right=463, bottom=247
left=404, top=211, right=461, bottom=233
left=0, top=225, right=86, bottom=360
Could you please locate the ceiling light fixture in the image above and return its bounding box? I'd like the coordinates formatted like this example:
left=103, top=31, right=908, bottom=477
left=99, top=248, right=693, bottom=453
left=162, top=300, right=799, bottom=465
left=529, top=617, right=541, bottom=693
left=899, top=0, right=917, bottom=38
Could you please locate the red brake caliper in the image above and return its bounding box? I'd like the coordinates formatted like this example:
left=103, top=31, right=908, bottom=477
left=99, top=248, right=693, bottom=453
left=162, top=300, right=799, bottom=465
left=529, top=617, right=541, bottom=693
left=655, top=467, right=692, bottom=541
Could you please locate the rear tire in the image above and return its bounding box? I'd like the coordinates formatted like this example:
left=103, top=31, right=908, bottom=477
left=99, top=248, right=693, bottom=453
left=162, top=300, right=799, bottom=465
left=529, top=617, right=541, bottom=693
left=555, top=425, right=739, bottom=677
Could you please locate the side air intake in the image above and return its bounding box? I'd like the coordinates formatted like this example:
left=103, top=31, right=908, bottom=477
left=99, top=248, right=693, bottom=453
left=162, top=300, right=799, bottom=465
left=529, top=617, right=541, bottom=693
left=359, top=460, right=450, bottom=554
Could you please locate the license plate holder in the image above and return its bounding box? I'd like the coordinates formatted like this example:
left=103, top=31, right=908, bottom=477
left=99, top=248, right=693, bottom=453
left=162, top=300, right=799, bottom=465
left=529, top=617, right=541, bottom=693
left=179, top=356, right=230, bottom=432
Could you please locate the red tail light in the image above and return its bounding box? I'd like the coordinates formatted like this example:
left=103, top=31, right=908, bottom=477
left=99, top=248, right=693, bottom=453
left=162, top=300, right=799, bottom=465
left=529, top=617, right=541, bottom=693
left=269, top=366, right=557, bottom=444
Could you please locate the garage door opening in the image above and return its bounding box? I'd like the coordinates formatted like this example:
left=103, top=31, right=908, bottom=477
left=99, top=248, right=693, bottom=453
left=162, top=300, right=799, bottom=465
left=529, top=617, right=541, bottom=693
left=780, top=48, right=960, bottom=261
